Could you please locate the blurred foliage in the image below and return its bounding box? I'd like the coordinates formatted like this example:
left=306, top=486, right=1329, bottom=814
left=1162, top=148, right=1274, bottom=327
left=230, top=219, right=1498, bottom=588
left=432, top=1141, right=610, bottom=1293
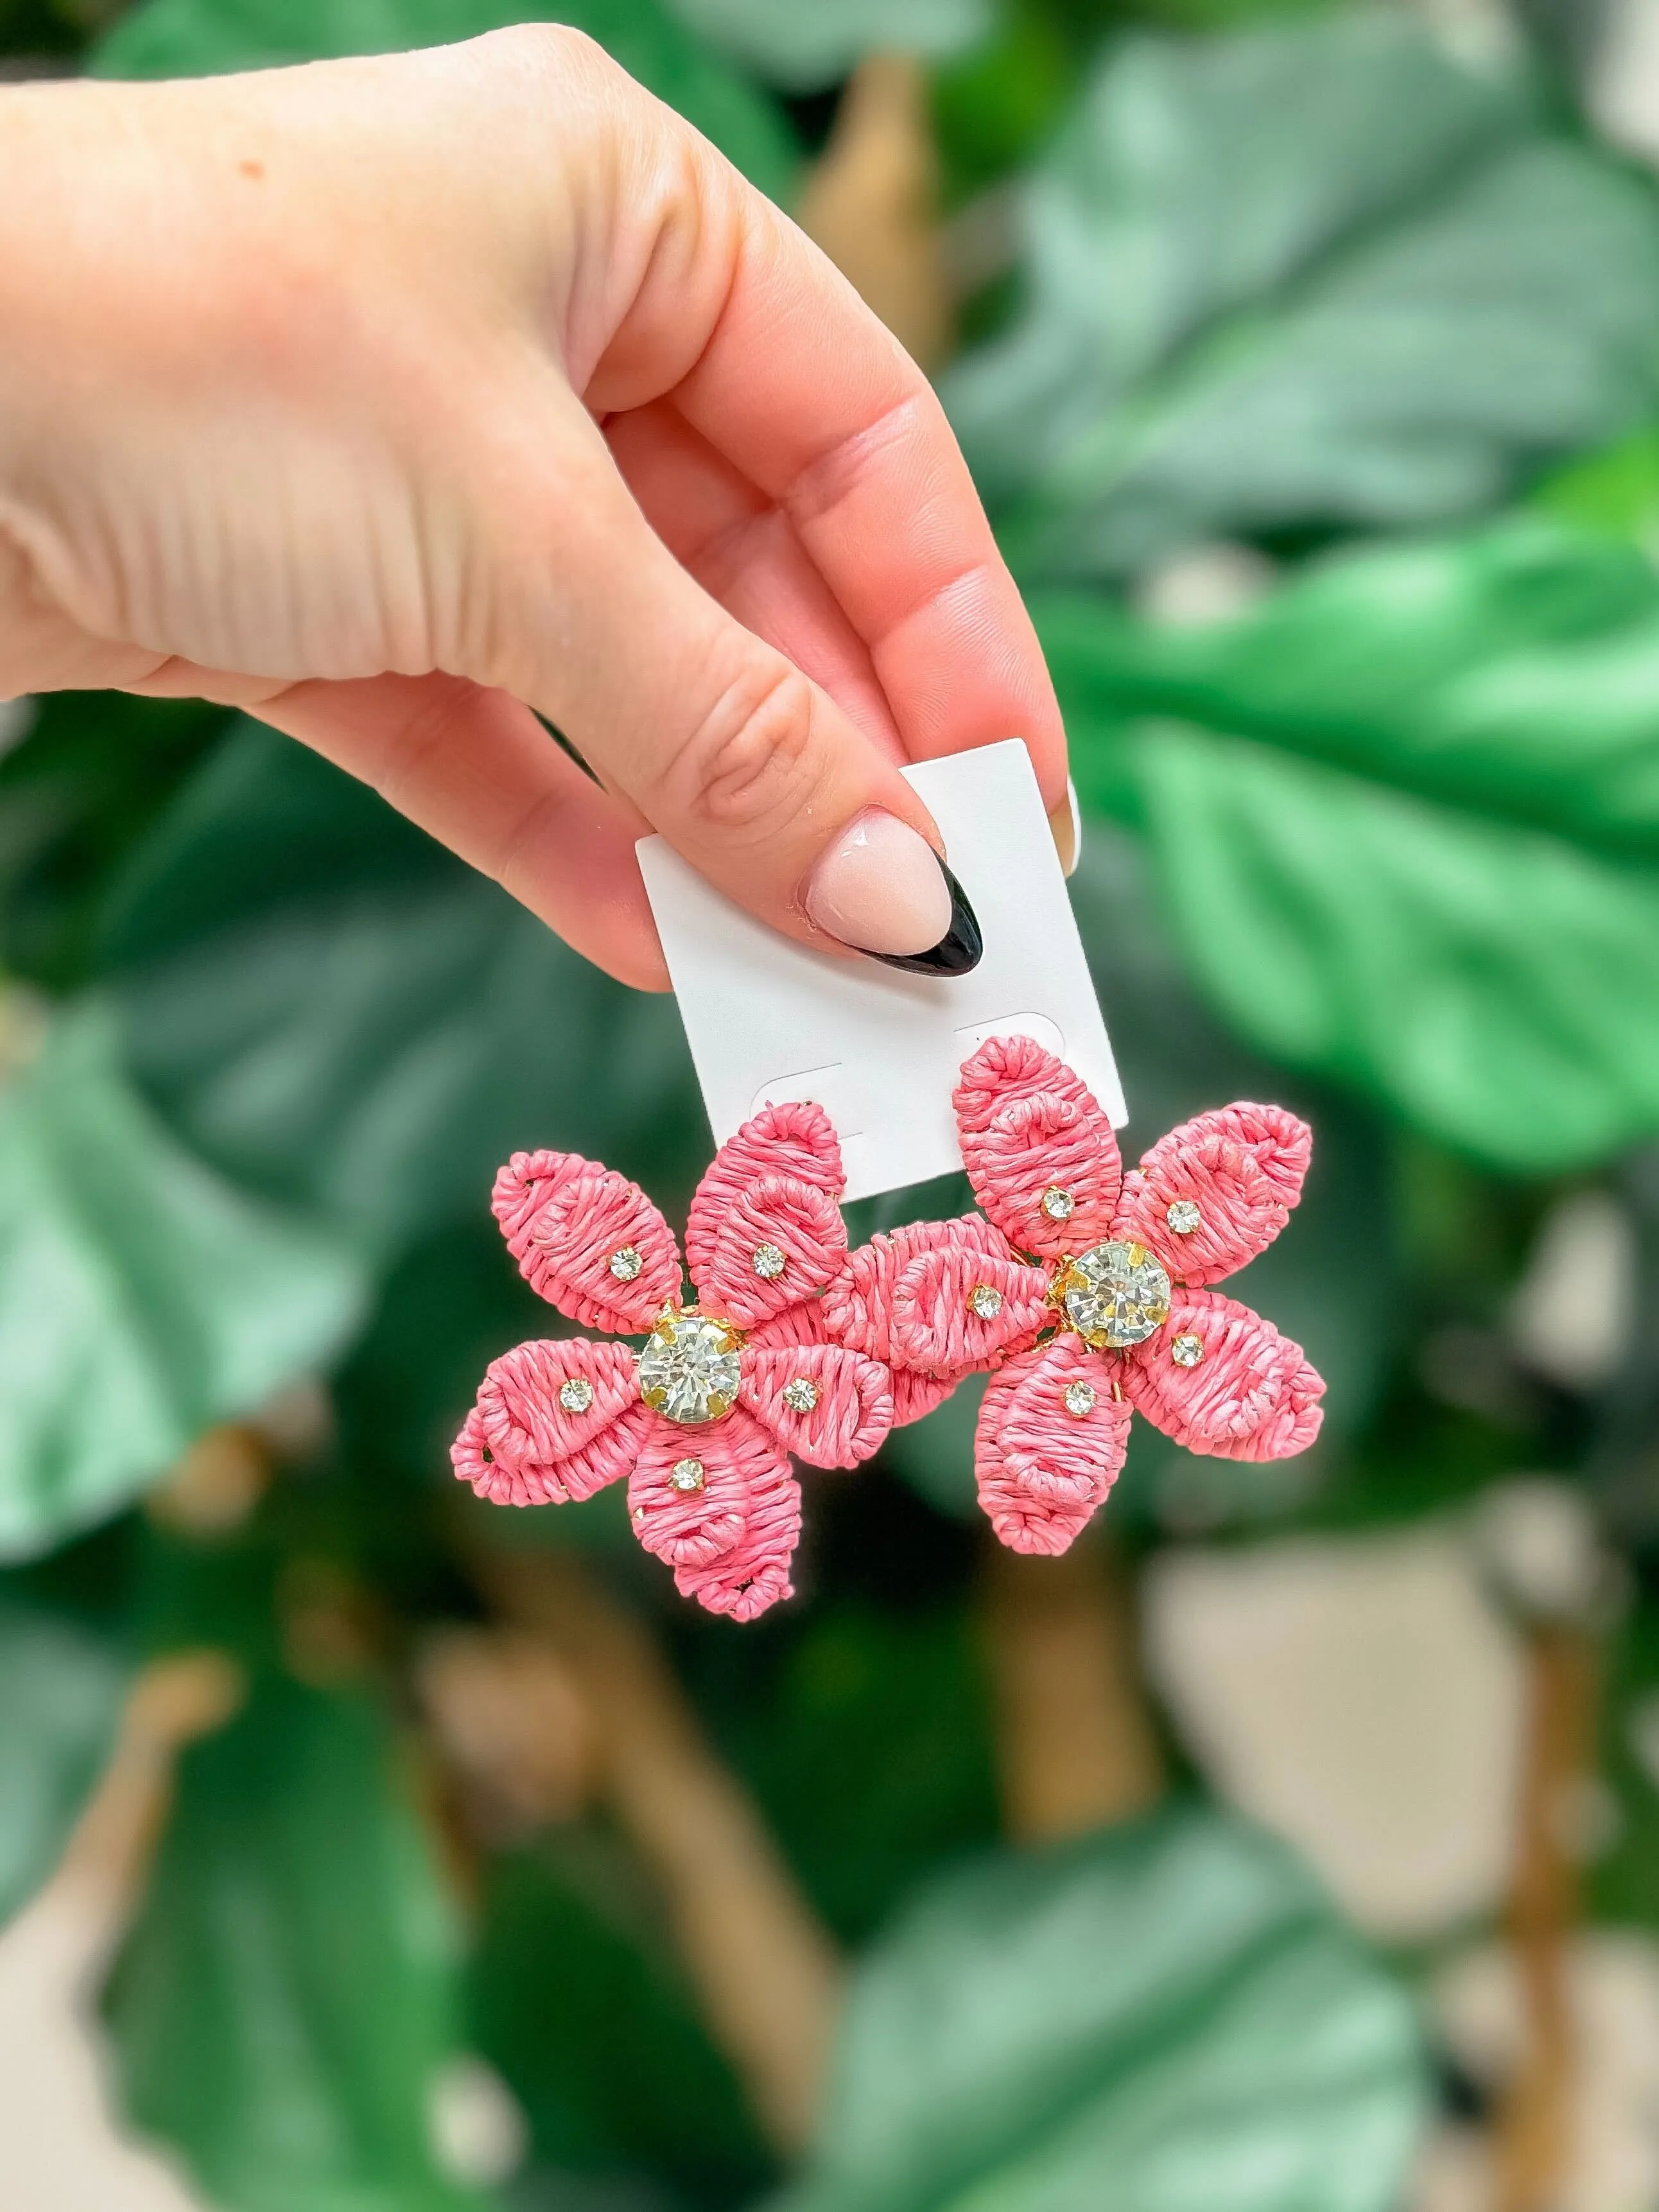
left=105, top=1676, right=491, bottom=2212
left=0, top=1001, right=363, bottom=1558
left=1037, top=519, right=1659, bottom=1169
left=948, top=14, right=1659, bottom=579
left=4, top=2, right=1659, bottom=2210
left=781, top=1809, right=1426, bottom=2212
left=0, top=1596, right=126, bottom=1920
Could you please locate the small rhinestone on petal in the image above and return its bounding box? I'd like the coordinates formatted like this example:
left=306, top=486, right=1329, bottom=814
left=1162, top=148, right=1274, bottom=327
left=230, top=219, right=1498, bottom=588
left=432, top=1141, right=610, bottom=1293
left=558, top=1377, right=595, bottom=1415
left=1063, top=1379, right=1097, bottom=1418
left=1041, top=1186, right=1075, bottom=1223
left=670, top=1458, right=706, bottom=1493
left=608, top=1244, right=643, bottom=1282
left=781, top=1377, right=819, bottom=1415
left=1166, top=1199, right=1202, bottom=1237
left=1170, top=1333, right=1204, bottom=1368
left=968, top=1283, right=1004, bottom=1321
left=752, top=1242, right=787, bottom=1281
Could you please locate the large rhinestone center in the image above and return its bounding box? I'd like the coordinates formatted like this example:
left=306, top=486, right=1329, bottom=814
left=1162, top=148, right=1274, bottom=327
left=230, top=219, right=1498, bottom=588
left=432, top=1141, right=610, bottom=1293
left=1061, top=1241, right=1172, bottom=1350
left=637, top=1309, right=741, bottom=1425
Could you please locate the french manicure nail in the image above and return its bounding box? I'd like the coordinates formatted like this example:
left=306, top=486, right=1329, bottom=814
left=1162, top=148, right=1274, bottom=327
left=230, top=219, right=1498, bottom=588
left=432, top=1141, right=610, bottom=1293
left=804, top=809, right=981, bottom=975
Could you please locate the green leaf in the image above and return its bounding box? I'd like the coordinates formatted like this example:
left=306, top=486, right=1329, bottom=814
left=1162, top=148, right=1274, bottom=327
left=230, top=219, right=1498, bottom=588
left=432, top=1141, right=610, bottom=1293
left=1036, top=519, right=1659, bottom=1171
left=106, top=1676, right=490, bottom=2212
left=0, top=1596, right=126, bottom=1926
left=93, top=0, right=797, bottom=202
left=0, top=1002, right=364, bottom=1560
left=782, top=1807, right=1427, bottom=2212
left=470, top=1834, right=772, bottom=2200
left=946, top=15, right=1659, bottom=578
left=102, top=724, right=706, bottom=1262
left=667, top=0, right=989, bottom=92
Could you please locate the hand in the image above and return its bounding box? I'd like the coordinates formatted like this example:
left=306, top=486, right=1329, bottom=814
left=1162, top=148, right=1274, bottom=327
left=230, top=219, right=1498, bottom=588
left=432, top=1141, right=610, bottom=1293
left=0, top=30, right=1068, bottom=989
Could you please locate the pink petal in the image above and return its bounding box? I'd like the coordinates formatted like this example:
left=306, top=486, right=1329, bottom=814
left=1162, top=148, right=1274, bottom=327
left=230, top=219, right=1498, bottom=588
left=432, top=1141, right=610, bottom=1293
left=955, top=1036, right=1122, bottom=1260
left=743, top=1345, right=892, bottom=1467
left=1113, top=1104, right=1312, bottom=1285
left=977, top=1339, right=1131, bottom=1556
left=745, top=1300, right=825, bottom=1352
left=890, top=1241, right=1050, bottom=1376
left=892, top=1370, right=959, bottom=1427
left=451, top=1339, right=648, bottom=1505
left=493, top=1151, right=681, bottom=1331
left=822, top=1217, right=1009, bottom=1366
left=628, top=1410, right=801, bottom=1621
left=686, top=1102, right=847, bottom=1328
left=1122, top=1290, right=1325, bottom=1461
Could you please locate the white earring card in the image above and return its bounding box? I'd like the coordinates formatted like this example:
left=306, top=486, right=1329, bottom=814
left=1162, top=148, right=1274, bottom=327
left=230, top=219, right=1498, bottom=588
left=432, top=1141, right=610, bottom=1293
left=637, top=740, right=1125, bottom=1203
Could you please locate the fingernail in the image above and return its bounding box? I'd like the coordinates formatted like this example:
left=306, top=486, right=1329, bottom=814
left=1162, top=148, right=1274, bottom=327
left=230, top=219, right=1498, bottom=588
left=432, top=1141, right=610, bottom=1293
left=804, top=809, right=981, bottom=975
left=1048, top=778, right=1082, bottom=878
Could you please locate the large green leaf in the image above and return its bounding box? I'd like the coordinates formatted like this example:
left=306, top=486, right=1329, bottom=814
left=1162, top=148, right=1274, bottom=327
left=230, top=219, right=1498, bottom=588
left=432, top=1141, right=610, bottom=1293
left=106, top=1676, right=490, bottom=2212
left=102, top=724, right=706, bottom=1261
left=0, top=1001, right=364, bottom=1560
left=470, top=1833, right=772, bottom=2200
left=93, top=0, right=797, bottom=202
left=667, top=0, right=988, bottom=91
left=0, top=1596, right=126, bottom=1926
left=781, top=1807, right=1426, bottom=2212
left=1038, top=519, right=1659, bottom=1171
left=946, top=15, right=1659, bottom=579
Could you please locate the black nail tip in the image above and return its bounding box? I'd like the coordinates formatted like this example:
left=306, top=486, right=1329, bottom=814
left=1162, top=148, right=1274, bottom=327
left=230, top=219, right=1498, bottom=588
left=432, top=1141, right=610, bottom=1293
left=866, top=864, right=983, bottom=978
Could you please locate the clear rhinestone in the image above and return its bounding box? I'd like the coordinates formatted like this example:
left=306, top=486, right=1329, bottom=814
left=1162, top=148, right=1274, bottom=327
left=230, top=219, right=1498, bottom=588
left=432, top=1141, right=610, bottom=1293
left=670, top=1457, right=706, bottom=1493
left=968, top=1283, right=1004, bottom=1321
left=608, top=1244, right=643, bottom=1282
left=752, top=1242, right=787, bottom=1282
left=1041, top=1186, right=1075, bottom=1223
left=1061, top=1240, right=1172, bottom=1350
left=637, top=1309, right=741, bottom=1425
left=781, top=1377, right=819, bottom=1415
left=1170, top=1333, right=1204, bottom=1368
left=1166, top=1198, right=1203, bottom=1237
left=558, top=1377, right=595, bottom=1415
left=634, top=1506, right=647, bottom=1522
left=1063, top=1379, right=1097, bottom=1418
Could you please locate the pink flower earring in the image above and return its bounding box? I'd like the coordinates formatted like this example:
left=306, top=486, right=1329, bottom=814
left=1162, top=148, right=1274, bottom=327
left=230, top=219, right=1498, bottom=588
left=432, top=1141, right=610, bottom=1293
left=452, top=1102, right=892, bottom=1620
left=825, top=1036, right=1325, bottom=1558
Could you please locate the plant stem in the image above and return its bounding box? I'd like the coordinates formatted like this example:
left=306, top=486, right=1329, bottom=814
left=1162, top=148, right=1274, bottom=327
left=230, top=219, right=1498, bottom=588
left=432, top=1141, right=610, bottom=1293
left=471, top=1546, right=843, bottom=2156
left=980, top=1535, right=1165, bottom=1845
left=1493, top=1623, right=1597, bottom=2212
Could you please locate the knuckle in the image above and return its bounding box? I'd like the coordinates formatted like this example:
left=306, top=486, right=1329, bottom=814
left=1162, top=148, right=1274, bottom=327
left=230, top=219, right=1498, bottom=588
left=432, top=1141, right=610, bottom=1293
left=673, top=665, right=822, bottom=838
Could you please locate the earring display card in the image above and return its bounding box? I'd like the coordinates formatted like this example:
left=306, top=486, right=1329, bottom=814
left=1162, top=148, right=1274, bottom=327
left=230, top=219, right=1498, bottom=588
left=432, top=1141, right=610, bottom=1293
left=637, top=740, right=1125, bottom=1203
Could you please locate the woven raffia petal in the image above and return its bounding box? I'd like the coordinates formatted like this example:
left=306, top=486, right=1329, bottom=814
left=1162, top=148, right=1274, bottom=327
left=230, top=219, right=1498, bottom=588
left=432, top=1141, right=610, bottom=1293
left=1122, top=1288, right=1324, bottom=1461
left=742, top=1344, right=892, bottom=1468
left=1113, top=1103, right=1312, bottom=1285
left=492, top=1151, right=681, bottom=1330
left=628, top=1410, right=802, bottom=1622
left=976, top=1338, right=1131, bottom=1556
left=955, top=1035, right=1122, bottom=1260
left=686, top=1102, right=848, bottom=1329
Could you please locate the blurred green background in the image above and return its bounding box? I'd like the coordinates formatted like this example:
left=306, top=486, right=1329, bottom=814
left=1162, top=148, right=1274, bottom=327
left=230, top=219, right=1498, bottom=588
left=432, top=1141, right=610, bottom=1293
left=9, top=0, right=1659, bottom=2208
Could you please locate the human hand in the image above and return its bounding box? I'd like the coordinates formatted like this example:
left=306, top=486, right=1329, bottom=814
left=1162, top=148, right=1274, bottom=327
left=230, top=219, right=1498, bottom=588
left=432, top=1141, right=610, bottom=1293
left=0, top=30, right=1068, bottom=988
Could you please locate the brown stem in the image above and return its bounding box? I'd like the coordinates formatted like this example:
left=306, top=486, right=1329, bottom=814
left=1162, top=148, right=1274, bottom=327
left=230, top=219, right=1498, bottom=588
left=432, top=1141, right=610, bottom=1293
left=797, top=55, right=952, bottom=370
left=471, top=1547, right=842, bottom=2157
left=1493, top=1624, right=1597, bottom=2212
left=981, top=1535, right=1165, bottom=1845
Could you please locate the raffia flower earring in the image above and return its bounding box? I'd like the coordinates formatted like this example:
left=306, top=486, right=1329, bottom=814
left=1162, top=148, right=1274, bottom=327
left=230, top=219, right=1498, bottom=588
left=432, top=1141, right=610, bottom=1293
left=452, top=1102, right=892, bottom=1619
left=825, top=1036, right=1325, bottom=1558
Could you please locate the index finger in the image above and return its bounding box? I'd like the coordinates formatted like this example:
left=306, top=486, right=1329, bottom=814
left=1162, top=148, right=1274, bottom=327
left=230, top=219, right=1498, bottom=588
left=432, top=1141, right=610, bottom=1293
left=666, top=180, right=1069, bottom=808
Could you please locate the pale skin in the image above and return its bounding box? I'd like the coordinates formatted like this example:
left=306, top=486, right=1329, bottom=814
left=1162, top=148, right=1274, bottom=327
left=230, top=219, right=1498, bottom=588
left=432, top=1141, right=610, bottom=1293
left=0, top=28, right=1068, bottom=989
